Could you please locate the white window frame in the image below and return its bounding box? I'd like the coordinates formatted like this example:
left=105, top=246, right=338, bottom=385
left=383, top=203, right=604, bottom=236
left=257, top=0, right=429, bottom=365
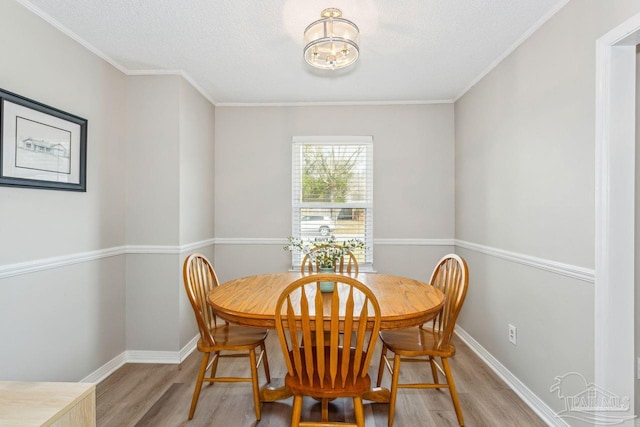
left=291, top=136, right=373, bottom=269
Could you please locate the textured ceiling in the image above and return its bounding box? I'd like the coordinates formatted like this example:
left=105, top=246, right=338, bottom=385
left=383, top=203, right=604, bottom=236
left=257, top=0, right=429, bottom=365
left=17, top=0, right=568, bottom=104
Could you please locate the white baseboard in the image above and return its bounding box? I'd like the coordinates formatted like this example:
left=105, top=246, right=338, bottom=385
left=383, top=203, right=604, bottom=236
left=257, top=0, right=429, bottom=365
left=81, top=351, right=128, bottom=384
left=454, top=326, right=568, bottom=427
left=179, top=334, right=200, bottom=362
left=125, top=350, right=184, bottom=364
left=80, top=334, right=199, bottom=384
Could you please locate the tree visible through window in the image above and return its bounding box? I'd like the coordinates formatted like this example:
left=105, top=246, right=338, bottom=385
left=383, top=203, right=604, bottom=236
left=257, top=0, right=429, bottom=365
left=292, top=137, right=373, bottom=266
left=302, top=144, right=363, bottom=202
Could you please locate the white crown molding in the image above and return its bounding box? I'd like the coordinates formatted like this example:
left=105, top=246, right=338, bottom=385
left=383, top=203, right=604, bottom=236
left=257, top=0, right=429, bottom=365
left=216, top=100, right=454, bottom=107
left=455, top=326, right=569, bottom=427
left=14, top=1, right=216, bottom=106
left=80, top=335, right=198, bottom=384
left=374, top=238, right=455, bottom=246
left=15, top=0, right=567, bottom=109
left=293, top=135, right=373, bottom=143
left=127, top=69, right=217, bottom=106
left=15, top=1, right=442, bottom=109
left=455, top=240, right=594, bottom=283
left=454, top=0, right=571, bottom=102
left=13, top=0, right=128, bottom=74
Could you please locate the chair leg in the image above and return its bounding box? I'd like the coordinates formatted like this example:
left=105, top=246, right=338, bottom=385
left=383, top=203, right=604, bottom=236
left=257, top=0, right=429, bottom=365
left=353, top=397, right=365, bottom=427
left=189, top=351, right=211, bottom=420
left=291, top=395, right=304, bottom=427
left=209, top=351, right=220, bottom=380
left=376, top=344, right=388, bottom=387
left=249, top=348, right=261, bottom=420
left=388, top=353, right=401, bottom=427
left=321, top=398, right=329, bottom=422
left=442, top=357, right=464, bottom=426
left=261, top=342, right=271, bottom=383
left=429, top=356, right=439, bottom=385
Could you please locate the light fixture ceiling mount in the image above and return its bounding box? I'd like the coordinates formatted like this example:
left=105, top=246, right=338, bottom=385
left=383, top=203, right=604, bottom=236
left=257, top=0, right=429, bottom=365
left=303, top=8, right=360, bottom=70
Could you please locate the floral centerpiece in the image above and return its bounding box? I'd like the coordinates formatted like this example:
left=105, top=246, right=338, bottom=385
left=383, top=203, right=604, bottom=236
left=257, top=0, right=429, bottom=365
left=284, top=235, right=365, bottom=269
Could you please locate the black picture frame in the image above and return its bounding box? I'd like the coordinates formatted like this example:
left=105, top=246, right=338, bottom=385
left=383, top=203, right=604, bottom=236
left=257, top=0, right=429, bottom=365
left=0, top=88, right=87, bottom=191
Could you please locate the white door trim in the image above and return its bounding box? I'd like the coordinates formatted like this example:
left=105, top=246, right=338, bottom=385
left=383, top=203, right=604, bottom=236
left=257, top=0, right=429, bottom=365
left=595, top=12, right=640, bottom=423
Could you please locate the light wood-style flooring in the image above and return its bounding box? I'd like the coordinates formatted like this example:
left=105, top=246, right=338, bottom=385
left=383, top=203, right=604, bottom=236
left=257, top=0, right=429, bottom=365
left=96, top=333, right=546, bottom=426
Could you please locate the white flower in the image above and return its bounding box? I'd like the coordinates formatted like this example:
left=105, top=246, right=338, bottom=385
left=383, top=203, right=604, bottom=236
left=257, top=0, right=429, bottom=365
left=284, top=235, right=365, bottom=268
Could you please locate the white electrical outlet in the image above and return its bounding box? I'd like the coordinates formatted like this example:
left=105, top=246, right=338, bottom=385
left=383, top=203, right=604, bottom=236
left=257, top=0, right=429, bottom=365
left=508, top=324, right=517, bottom=345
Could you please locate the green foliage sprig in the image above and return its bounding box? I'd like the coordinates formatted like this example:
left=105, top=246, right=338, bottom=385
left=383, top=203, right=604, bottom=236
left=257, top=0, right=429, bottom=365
left=284, top=236, right=365, bottom=268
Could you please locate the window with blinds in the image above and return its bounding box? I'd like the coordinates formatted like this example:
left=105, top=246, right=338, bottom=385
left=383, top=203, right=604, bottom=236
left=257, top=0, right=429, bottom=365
left=291, top=136, right=373, bottom=267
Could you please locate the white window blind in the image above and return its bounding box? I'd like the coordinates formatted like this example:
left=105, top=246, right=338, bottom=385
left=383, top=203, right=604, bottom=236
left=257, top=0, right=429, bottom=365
left=291, top=136, right=373, bottom=267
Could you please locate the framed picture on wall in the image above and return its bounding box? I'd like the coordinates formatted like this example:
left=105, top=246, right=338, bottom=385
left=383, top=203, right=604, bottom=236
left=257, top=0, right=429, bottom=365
left=0, top=88, right=87, bottom=191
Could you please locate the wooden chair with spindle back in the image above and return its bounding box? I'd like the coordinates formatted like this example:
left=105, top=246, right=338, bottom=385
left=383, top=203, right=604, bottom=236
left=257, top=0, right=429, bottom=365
left=375, top=254, right=469, bottom=427
left=182, top=253, right=271, bottom=421
left=300, top=244, right=359, bottom=275
left=275, top=274, right=381, bottom=426
left=301, top=245, right=359, bottom=349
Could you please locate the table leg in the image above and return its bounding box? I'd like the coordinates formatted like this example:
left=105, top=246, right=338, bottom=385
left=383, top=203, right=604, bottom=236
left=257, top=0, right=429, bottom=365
left=361, top=387, right=391, bottom=403
left=260, top=381, right=293, bottom=402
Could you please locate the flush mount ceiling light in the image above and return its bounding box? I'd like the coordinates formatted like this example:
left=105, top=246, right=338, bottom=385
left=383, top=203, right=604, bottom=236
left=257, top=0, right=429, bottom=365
left=303, top=8, right=360, bottom=70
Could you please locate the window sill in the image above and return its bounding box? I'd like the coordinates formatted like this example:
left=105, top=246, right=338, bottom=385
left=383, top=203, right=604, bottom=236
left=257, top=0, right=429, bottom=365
left=289, top=265, right=377, bottom=273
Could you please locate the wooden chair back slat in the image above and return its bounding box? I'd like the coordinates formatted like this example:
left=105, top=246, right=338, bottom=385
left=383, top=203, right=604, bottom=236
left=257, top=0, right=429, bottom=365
left=277, top=297, right=295, bottom=375
left=300, top=245, right=359, bottom=275
left=329, top=288, right=340, bottom=388
left=183, top=253, right=223, bottom=347
left=287, top=296, right=305, bottom=385
left=427, top=254, right=469, bottom=350
left=274, top=274, right=381, bottom=392
left=314, top=283, right=326, bottom=385
left=340, top=287, right=355, bottom=386
left=299, top=287, right=315, bottom=386
left=354, top=296, right=371, bottom=384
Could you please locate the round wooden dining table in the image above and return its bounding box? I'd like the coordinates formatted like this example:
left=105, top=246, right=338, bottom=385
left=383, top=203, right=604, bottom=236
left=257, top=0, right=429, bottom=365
left=207, top=271, right=444, bottom=403
left=208, top=272, right=443, bottom=331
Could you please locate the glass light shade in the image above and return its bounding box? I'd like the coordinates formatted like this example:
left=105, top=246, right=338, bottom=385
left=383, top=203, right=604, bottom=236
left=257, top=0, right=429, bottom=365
left=303, top=9, right=360, bottom=70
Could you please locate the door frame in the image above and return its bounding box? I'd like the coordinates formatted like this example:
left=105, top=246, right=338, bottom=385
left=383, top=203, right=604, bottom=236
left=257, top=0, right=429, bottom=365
left=595, top=12, right=640, bottom=423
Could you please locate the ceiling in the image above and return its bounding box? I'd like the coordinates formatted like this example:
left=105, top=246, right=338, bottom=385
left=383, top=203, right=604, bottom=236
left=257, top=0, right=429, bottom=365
left=19, top=0, right=568, bottom=105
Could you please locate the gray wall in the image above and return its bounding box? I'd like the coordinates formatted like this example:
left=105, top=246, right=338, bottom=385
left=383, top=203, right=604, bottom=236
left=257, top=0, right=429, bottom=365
left=0, top=0, right=127, bottom=380
left=0, top=1, right=215, bottom=379
left=178, top=79, right=215, bottom=347
left=455, top=0, right=640, bottom=418
left=179, top=79, right=216, bottom=247
left=126, top=76, right=181, bottom=246
left=125, top=76, right=181, bottom=352
left=125, top=75, right=215, bottom=351
left=213, top=104, right=455, bottom=283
